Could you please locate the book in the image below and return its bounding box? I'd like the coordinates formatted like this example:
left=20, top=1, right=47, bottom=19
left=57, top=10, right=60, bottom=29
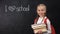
left=31, top=23, right=47, bottom=33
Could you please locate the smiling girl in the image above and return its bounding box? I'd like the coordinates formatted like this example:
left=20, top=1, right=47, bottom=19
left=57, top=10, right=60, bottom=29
left=34, top=4, right=51, bottom=34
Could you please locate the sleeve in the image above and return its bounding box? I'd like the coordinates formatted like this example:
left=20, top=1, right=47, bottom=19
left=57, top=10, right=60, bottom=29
left=46, top=19, right=51, bottom=34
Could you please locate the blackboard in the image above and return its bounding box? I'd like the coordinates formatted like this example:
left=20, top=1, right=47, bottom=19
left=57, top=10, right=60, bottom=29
left=0, top=0, right=60, bottom=34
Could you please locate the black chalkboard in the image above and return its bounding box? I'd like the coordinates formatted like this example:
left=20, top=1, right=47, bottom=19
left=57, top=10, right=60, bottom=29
left=0, top=0, right=60, bottom=34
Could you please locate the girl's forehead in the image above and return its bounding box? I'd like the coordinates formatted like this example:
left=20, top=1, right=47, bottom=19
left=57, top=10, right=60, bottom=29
left=38, top=5, right=46, bottom=8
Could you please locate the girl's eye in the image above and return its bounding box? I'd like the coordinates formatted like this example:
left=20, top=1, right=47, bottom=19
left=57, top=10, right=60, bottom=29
left=38, top=10, right=40, bottom=11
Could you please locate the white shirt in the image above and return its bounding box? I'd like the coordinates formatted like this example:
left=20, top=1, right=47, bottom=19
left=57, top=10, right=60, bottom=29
left=37, top=17, right=43, bottom=24
left=37, top=16, right=51, bottom=33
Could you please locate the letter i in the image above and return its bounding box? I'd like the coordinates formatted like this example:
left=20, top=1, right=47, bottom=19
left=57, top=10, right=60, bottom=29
left=5, top=5, right=7, bottom=12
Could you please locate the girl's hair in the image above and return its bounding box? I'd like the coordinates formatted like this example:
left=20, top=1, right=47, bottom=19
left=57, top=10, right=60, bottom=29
left=37, top=4, right=46, bottom=8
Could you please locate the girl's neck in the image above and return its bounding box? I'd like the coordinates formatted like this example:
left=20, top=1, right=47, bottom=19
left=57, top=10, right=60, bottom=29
left=40, top=16, right=45, bottom=18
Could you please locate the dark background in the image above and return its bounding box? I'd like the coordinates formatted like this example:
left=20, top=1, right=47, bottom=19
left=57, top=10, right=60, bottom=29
left=0, top=0, right=60, bottom=34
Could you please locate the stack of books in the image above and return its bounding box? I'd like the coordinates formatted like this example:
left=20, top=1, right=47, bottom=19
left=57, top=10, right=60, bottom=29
left=31, top=24, right=47, bottom=33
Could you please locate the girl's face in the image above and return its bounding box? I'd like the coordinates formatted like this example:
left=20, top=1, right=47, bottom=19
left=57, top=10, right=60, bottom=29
left=37, top=5, right=46, bottom=17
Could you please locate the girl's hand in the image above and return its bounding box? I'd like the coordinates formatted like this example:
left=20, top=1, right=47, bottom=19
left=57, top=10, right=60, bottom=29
left=36, top=30, right=43, bottom=34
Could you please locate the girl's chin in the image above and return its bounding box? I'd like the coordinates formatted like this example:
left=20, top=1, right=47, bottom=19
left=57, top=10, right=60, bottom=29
left=38, top=15, right=45, bottom=17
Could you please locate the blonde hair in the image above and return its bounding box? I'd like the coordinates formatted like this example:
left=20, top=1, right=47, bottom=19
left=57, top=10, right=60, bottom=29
left=37, top=4, right=46, bottom=9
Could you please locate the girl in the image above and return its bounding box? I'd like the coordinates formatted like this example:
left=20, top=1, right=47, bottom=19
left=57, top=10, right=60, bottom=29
left=34, top=4, right=51, bottom=34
